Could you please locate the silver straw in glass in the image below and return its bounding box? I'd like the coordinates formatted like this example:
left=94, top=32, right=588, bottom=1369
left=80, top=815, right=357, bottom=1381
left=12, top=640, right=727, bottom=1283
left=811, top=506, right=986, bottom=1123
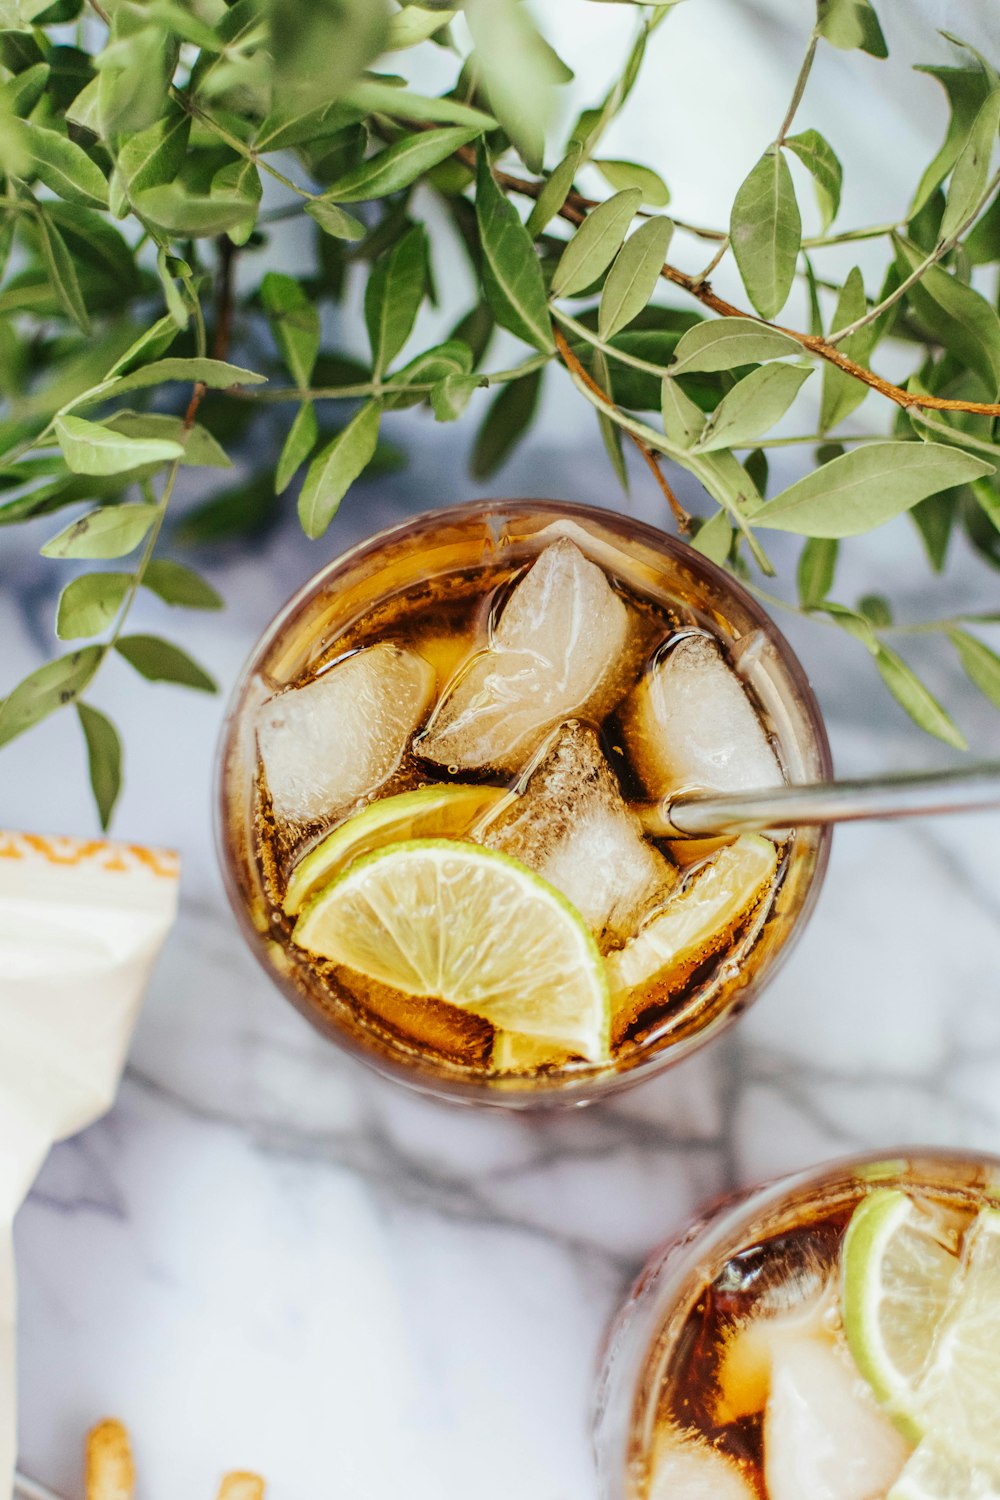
left=638, top=761, right=1000, bottom=839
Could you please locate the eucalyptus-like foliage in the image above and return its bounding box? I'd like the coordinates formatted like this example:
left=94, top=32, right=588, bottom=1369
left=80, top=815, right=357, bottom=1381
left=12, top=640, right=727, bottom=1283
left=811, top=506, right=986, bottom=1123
left=0, top=0, right=999, bottom=826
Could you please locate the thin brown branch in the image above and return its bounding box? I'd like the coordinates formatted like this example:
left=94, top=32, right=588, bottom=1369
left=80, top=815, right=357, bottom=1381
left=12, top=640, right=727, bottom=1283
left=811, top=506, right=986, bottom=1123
left=184, top=236, right=237, bottom=432
left=553, top=324, right=691, bottom=532
left=464, top=149, right=1000, bottom=420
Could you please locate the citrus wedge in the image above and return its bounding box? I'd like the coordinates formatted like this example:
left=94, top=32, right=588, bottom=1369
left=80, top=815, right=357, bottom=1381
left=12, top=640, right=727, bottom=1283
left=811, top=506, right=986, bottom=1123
left=912, top=1208, right=1000, bottom=1467
left=604, top=834, right=778, bottom=1001
left=491, top=1030, right=574, bottom=1074
left=842, top=1188, right=962, bottom=1442
left=292, top=839, right=611, bottom=1061
left=283, top=784, right=506, bottom=915
left=888, top=1440, right=1000, bottom=1500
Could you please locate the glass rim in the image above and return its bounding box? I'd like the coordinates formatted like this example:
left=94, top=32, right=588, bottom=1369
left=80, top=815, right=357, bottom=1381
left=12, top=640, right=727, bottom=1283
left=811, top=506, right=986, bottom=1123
left=214, top=497, right=834, bottom=1105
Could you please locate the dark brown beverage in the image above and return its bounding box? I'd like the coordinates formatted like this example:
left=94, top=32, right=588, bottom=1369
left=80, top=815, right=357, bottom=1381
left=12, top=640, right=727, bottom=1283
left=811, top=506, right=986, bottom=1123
left=218, top=503, right=830, bottom=1105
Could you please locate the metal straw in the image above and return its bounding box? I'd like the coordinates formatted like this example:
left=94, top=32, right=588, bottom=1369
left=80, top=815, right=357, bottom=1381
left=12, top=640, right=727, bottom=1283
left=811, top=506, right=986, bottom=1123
left=638, top=760, right=1000, bottom=839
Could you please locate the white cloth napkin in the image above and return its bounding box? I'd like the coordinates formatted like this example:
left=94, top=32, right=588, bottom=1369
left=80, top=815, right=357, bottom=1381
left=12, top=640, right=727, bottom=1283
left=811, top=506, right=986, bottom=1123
left=0, top=831, right=179, bottom=1500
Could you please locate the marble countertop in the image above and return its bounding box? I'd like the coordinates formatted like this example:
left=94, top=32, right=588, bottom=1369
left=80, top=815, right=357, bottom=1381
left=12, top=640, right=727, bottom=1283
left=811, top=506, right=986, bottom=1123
left=4, top=4, right=1000, bottom=1495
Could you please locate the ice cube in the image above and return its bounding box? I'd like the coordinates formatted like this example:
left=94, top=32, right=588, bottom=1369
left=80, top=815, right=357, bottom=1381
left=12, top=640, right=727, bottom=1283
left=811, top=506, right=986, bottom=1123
left=480, top=721, right=677, bottom=946
left=256, top=643, right=434, bottom=824
left=648, top=1428, right=756, bottom=1500
left=714, top=1274, right=838, bottom=1424
left=622, top=632, right=783, bottom=799
left=418, top=539, right=631, bottom=771
left=764, top=1336, right=911, bottom=1500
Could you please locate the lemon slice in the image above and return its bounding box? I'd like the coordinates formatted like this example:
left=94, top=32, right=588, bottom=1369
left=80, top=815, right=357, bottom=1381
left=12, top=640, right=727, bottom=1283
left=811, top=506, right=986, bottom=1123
left=292, top=839, right=611, bottom=1061
left=842, top=1188, right=962, bottom=1442
left=284, top=784, right=506, bottom=915
left=604, top=835, right=778, bottom=1000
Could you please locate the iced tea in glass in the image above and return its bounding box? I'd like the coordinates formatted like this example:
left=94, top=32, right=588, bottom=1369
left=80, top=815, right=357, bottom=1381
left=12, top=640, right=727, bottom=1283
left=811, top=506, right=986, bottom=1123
left=595, top=1149, right=1000, bottom=1499
left=217, top=500, right=830, bottom=1105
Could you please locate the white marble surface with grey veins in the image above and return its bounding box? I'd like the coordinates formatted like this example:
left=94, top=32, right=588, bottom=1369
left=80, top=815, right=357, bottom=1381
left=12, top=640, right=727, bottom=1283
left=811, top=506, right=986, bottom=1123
left=5, top=2, right=1000, bottom=1496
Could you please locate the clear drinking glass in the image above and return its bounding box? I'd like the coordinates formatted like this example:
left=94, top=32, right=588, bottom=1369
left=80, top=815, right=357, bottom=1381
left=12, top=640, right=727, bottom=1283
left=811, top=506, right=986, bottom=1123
left=593, top=1148, right=1000, bottom=1498
left=216, top=499, right=832, bottom=1107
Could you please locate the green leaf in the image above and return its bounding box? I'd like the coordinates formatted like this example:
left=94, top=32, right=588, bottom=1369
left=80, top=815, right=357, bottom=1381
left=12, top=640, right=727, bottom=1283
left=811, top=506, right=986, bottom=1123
left=431, top=372, right=479, bottom=423
left=102, top=412, right=230, bottom=470
left=523, top=148, right=580, bottom=240
left=692, top=509, right=733, bottom=565
left=966, top=191, right=1000, bottom=264
left=106, top=358, right=267, bottom=397
left=939, top=89, right=1000, bottom=242
left=661, top=373, right=707, bottom=449
left=105, top=315, right=181, bottom=378
left=322, top=126, right=479, bottom=203
left=0, top=647, right=101, bottom=749
left=730, top=147, right=802, bottom=319
left=342, top=79, right=495, bottom=131
left=56, top=571, right=130, bottom=639
left=821, top=600, right=880, bottom=654
left=551, top=188, right=642, bottom=297
left=24, top=122, right=108, bottom=209
left=858, top=592, right=893, bottom=627
left=275, top=401, right=318, bottom=493
left=270, top=0, right=389, bottom=113
left=475, top=152, right=554, bottom=353
left=212, top=157, right=261, bottom=247
left=41, top=503, right=159, bottom=560
left=384, top=340, right=472, bottom=410
left=820, top=266, right=872, bottom=431
left=594, top=159, right=669, bottom=207
left=35, top=209, right=89, bottom=332
left=593, top=349, right=628, bottom=495
left=135, top=183, right=255, bottom=237
left=471, top=369, right=543, bottom=479
left=895, top=236, right=1000, bottom=397
left=669, top=316, right=802, bottom=375
left=305, top=199, right=366, bottom=241
left=76, top=703, right=122, bottom=831
left=464, top=0, right=566, bottom=172
left=756, top=441, right=993, bottom=537
left=115, top=634, right=217, bottom=693
left=949, top=628, right=1000, bottom=710
left=816, top=0, right=887, bottom=57
left=910, top=492, right=956, bottom=572
left=142, top=559, right=223, bottom=610
left=694, top=363, right=811, bottom=452
left=784, top=129, right=842, bottom=230
left=298, top=401, right=381, bottom=538
left=911, top=65, right=992, bottom=218
left=261, top=272, right=320, bottom=389
left=55, top=414, right=182, bottom=476
left=875, top=643, right=966, bottom=748
left=385, top=3, right=456, bottom=48
left=972, top=476, right=1000, bottom=534
left=797, top=536, right=838, bottom=607
left=364, top=224, right=426, bottom=376
left=599, top=215, right=673, bottom=340
left=2, top=60, right=49, bottom=118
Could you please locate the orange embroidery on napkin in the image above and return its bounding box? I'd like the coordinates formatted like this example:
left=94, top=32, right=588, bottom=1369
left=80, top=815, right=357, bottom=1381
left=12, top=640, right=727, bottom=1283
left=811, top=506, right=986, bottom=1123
left=0, top=830, right=179, bottom=879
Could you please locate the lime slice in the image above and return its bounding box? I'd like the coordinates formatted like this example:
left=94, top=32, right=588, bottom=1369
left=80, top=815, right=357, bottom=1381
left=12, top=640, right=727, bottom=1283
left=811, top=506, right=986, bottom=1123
left=491, top=1030, right=574, bottom=1074
left=888, top=1441, right=1000, bottom=1500
left=605, top=835, right=778, bottom=1000
left=292, top=839, right=611, bottom=1061
left=842, top=1188, right=961, bottom=1442
left=284, top=784, right=506, bottom=915
left=911, top=1208, right=1000, bottom=1467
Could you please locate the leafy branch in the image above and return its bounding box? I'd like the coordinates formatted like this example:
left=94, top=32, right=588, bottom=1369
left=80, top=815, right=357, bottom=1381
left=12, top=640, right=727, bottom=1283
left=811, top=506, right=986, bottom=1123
left=0, top=0, right=998, bottom=829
